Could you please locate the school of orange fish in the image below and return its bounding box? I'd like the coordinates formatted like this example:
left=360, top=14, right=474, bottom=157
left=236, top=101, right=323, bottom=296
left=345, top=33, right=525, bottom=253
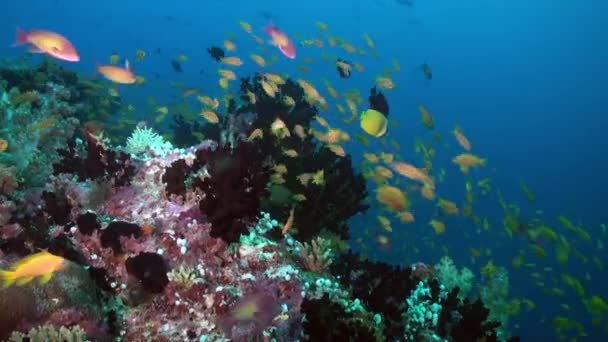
left=5, top=20, right=608, bottom=340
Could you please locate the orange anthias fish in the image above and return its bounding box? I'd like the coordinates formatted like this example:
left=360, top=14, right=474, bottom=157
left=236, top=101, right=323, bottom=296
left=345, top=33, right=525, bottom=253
left=14, top=28, right=79, bottom=62
left=281, top=206, right=296, bottom=235
left=265, top=24, right=296, bottom=59
left=96, top=60, right=137, bottom=84
left=0, top=251, right=67, bottom=287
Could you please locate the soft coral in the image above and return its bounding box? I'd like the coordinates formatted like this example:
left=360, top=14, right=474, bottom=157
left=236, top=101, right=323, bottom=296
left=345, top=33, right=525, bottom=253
left=195, top=143, right=270, bottom=243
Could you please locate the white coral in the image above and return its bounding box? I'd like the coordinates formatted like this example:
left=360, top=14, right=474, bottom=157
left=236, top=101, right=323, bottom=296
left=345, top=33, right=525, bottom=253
left=125, top=126, right=172, bottom=158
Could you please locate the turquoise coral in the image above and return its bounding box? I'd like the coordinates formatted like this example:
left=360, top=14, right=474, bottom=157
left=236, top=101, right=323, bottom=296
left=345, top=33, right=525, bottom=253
left=124, top=126, right=172, bottom=158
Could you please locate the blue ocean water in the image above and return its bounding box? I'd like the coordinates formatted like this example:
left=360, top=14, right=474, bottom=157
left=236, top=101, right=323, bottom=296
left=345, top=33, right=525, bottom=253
left=1, top=0, right=606, bottom=340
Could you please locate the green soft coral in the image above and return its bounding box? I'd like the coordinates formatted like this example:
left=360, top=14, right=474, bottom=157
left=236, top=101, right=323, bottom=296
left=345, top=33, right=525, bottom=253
left=434, top=256, right=474, bottom=299
left=0, top=86, right=78, bottom=190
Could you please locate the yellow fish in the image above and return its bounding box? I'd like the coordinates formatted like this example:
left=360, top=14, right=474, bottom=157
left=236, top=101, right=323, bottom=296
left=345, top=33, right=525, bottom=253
left=250, top=54, right=266, bottom=67
left=239, top=20, right=253, bottom=33
left=360, top=109, right=388, bottom=138
left=136, top=49, right=146, bottom=61
left=201, top=110, right=220, bottom=124
left=221, top=56, right=243, bottom=66
left=0, top=251, right=67, bottom=287
left=223, top=40, right=236, bottom=51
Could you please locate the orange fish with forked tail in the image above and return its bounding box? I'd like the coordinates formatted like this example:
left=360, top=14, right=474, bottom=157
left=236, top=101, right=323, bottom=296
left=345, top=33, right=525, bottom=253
left=0, top=251, right=67, bottom=287
left=96, top=60, right=137, bottom=84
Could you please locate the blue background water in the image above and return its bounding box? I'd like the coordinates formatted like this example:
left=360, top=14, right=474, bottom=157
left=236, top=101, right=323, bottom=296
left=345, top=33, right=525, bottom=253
left=1, top=0, right=606, bottom=340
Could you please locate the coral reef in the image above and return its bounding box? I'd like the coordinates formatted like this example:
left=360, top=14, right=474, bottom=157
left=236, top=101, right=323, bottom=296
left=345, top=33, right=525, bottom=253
left=0, top=60, right=122, bottom=192
left=0, top=64, right=520, bottom=341
left=331, top=252, right=518, bottom=341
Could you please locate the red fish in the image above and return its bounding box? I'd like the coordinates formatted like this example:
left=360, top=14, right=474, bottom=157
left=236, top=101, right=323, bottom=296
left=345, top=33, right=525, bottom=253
left=265, top=24, right=296, bottom=59
left=13, top=28, right=79, bottom=62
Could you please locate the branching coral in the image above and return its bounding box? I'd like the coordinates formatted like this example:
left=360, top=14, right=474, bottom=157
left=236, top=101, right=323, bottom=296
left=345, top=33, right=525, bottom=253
left=8, top=324, right=88, bottom=342
left=295, top=236, right=333, bottom=273
left=167, top=264, right=203, bottom=289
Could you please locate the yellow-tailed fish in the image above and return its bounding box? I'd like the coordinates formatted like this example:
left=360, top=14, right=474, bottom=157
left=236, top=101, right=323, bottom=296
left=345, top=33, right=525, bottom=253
left=0, top=251, right=67, bottom=287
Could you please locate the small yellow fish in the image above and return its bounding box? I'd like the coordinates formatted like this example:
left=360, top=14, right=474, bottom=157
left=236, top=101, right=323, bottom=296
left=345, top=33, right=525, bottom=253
left=418, top=105, right=435, bottom=129
left=0, top=138, right=8, bottom=153
left=429, top=219, right=446, bottom=234
left=376, top=76, right=395, bottom=90
left=315, top=115, right=329, bottom=127
left=201, top=110, right=220, bottom=124
left=109, top=53, right=120, bottom=65
left=327, top=144, right=346, bottom=157
left=136, top=49, right=146, bottom=61
left=398, top=211, right=415, bottom=223
left=354, top=62, right=365, bottom=73
left=252, top=35, right=265, bottom=45
left=362, top=33, right=375, bottom=49
left=264, top=73, right=285, bottom=85
left=312, top=169, right=325, bottom=186
left=363, top=152, right=379, bottom=163
left=218, top=78, right=230, bottom=89
left=239, top=20, right=253, bottom=33
left=283, top=95, right=295, bottom=107
left=292, top=194, right=307, bottom=202
left=246, top=90, right=257, bottom=104
left=246, top=128, right=263, bottom=142
left=135, top=75, right=146, bottom=85
left=392, top=59, right=401, bottom=72
left=316, top=21, right=329, bottom=31
left=178, top=54, right=188, bottom=61
left=218, top=69, right=237, bottom=80
left=0, top=251, right=67, bottom=287
left=293, top=124, right=306, bottom=139
left=283, top=149, right=299, bottom=158
left=198, top=96, right=219, bottom=109
left=273, top=164, right=288, bottom=174
left=250, top=54, right=266, bottom=67
left=297, top=173, right=312, bottom=186
left=261, top=79, right=277, bottom=98
left=271, top=118, right=290, bottom=138
left=224, top=40, right=236, bottom=51
left=221, top=56, right=243, bottom=66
